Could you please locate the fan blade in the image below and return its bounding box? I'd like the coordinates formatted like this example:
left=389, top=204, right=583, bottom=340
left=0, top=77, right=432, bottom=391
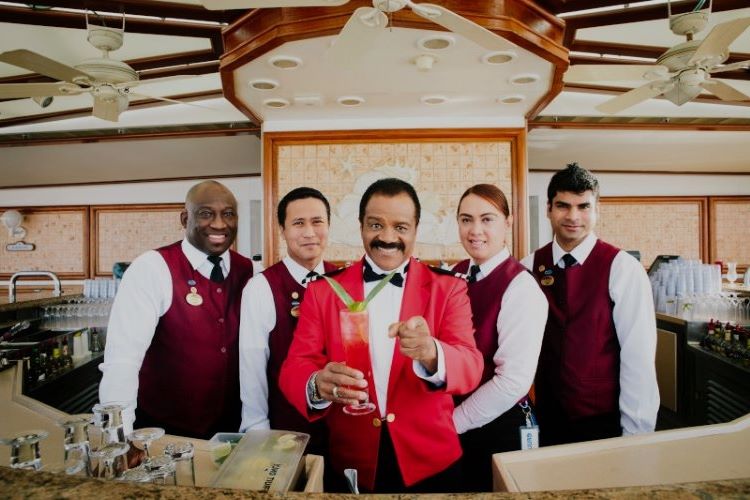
left=689, top=17, right=750, bottom=67
left=701, top=78, right=750, bottom=101
left=411, top=3, right=511, bottom=52
left=201, top=0, right=348, bottom=10
left=564, top=64, right=669, bottom=83
left=325, top=7, right=388, bottom=67
left=596, top=82, right=668, bottom=114
left=128, top=92, right=218, bottom=110
left=0, top=82, right=82, bottom=99
left=709, top=59, right=750, bottom=74
left=92, top=97, right=122, bottom=122
left=0, top=49, right=92, bottom=84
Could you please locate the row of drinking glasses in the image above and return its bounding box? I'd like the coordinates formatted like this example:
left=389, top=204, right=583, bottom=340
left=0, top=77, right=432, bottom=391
left=40, top=299, right=112, bottom=330
left=83, top=279, right=119, bottom=300
left=0, top=402, right=195, bottom=486
left=661, top=292, right=750, bottom=324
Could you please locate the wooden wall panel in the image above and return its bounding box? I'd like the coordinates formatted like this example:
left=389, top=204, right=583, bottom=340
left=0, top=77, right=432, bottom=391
left=597, top=197, right=708, bottom=268
left=91, top=204, right=184, bottom=277
left=263, top=129, right=527, bottom=266
left=0, top=206, right=88, bottom=279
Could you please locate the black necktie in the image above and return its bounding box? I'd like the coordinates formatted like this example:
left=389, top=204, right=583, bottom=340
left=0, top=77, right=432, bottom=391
left=363, top=261, right=405, bottom=287
left=561, top=253, right=577, bottom=269
left=467, top=264, right=481, bottom=283
left=207, top=255, right=224, bottom=283
left=302, top=270, right=319, bottom=285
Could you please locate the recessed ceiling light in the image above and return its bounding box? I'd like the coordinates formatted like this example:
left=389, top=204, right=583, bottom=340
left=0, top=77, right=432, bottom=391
left=482, top=51, right=517, bottom=65
left=421, top=95, right=447, bottom=105
left=418, top=35, right=454, bottom=51
left=337, top=96, right=364, bottom=106
left=268, top=55, right=302, bottom=69
left=248, top=78, right=279, bottom=91
left=510, top=73, right=539, bottom=85
left=263, top=98, right=290, bottom=108
left=497, top=94, right=525, bottom=104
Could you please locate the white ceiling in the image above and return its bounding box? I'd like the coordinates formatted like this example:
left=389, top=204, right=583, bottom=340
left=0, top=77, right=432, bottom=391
left=1, top=1, right=749, bottom=176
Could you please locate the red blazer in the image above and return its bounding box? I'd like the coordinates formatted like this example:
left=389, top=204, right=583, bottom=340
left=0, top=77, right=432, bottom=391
left=279, top=257, right=481, bottom=490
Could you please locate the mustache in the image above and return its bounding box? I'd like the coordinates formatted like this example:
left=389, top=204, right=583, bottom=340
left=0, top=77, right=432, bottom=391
left=370, top=239, right=405, bottom=252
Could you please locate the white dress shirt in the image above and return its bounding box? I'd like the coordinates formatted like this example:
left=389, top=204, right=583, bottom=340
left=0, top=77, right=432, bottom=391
left=452, top=248, right=548, bottom=434
left=520, top=233, right=660, bottom=435
left=98, top=238, right=231, bottom=434
left=239, top=257, right=326, bottom=432
left=363, top=256, right=446, bottom=418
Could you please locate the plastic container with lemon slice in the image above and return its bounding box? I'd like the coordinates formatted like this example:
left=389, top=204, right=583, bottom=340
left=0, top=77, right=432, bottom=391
left=211, top=430, right=309, bottom=492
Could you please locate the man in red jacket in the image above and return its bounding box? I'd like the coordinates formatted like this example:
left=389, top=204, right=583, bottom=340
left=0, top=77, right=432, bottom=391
left=280, top=178, right=482, bottom=493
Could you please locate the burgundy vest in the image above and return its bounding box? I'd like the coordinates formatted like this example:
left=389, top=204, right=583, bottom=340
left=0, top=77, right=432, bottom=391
left=453, top=257, right=526, bottom=403
left=264, top=260, right=337, bottom=444
left=532, top=240, right=620, bottom=420
left=138, top=241, right=253, bottom=438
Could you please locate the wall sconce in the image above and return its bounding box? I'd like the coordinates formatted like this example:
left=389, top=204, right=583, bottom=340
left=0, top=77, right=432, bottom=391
left=32, top=96, right=54, bottom=108
left=1, top=209, right=27, bottom=239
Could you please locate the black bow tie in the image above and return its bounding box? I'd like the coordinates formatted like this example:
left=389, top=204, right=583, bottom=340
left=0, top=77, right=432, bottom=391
left=363, top=261, right=406, bottom=287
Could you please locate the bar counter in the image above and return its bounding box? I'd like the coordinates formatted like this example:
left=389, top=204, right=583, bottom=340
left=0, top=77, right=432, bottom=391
left=2, top=359, right=750, bottom=497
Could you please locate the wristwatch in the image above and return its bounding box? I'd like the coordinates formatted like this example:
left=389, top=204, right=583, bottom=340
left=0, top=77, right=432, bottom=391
left=307, top=371, right=325, bottom=404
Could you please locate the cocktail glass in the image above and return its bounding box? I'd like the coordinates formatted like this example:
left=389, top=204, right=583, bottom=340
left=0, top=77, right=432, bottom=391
left=164, top=441, right=195, bottom=487
left=339, top=309, right=376, bottom=416
left=129, top=427, right=165, bottom=458
left=90, top=441, right=129, bottom=479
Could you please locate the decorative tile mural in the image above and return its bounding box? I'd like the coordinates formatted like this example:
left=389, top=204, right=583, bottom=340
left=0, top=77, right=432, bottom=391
left=597, top=199, right=704, bottom=268
left=0, top=208, right=87, bottom=278
left=276, top=140, right=514, bottom=263
left=711, top=198, right=750, bottom=267
left=94, top=206, right=184, bottom=275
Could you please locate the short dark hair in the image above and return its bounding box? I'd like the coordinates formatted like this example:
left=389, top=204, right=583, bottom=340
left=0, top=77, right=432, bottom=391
left=547, top=162, right=600, bottom=204
left=277, top=187, right=331, bottom=227
left=358, top=178, right=421, bottom=225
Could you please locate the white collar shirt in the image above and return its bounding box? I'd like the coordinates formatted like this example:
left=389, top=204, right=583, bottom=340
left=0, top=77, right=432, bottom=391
left=239, top=256, right=326, bottom=431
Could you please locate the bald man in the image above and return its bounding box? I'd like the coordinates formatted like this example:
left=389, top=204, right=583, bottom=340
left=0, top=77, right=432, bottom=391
left=99, top=180, right=254, bottom=439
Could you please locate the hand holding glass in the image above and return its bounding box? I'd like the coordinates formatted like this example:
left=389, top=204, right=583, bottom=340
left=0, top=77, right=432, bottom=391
left=339, top=309, right=376, bottom=416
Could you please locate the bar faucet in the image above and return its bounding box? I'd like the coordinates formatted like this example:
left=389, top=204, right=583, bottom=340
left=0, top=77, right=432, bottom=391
left=8, top=271, right=62, bottom=304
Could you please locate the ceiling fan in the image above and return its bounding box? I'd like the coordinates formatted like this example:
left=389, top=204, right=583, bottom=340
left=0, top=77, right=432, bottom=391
left=564, top=1, right=750, bottom=114
left=0, top=13, right=192, bottom=122
left=201, top=0, right=514, bottom=65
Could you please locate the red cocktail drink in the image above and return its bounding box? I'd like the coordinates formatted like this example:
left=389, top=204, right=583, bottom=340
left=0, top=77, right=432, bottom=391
left=339, top=309, right=376, bottom=416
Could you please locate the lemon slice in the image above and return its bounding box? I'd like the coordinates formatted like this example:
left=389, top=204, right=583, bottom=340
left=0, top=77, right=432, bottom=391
left=274, top=433, right=297, bottom=450
left=211, top=442, right=233, bottom=465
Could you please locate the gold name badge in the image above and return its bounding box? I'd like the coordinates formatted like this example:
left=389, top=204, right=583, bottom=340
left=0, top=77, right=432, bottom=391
left=186, top=286, right=203, bottom=306
left=541, top=276, right=555, bottom=287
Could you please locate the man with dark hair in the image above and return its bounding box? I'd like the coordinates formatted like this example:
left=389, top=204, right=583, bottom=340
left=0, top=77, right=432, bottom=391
left=239, top=187, right=336, bottom=455
left=280, top=177, right=482, bottom=493
left=100, top=180, right=254, bottom=439
left=521, top=163, right=659, bottom=445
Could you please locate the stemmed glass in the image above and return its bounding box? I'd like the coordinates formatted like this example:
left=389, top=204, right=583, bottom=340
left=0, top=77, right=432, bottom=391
left=90, top=442, right=130, bottom=479
left=142, top=454, right=176, bottom=485
left=0, top=430, right=48, bottom=470
left=339, top=309, right=376, bottom=416
left=129, top=427, right=165, bottom=458
left=164, top=441, right=196, bottom=487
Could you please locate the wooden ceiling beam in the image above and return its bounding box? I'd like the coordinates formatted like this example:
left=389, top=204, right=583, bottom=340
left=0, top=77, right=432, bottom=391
left=7, top=0, right=239, bottom=23
left=0, top=5, right=221, bottom=37
left=534, top=0, right=640, bottom=15
left=564, top=0, right=747, bottom=31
